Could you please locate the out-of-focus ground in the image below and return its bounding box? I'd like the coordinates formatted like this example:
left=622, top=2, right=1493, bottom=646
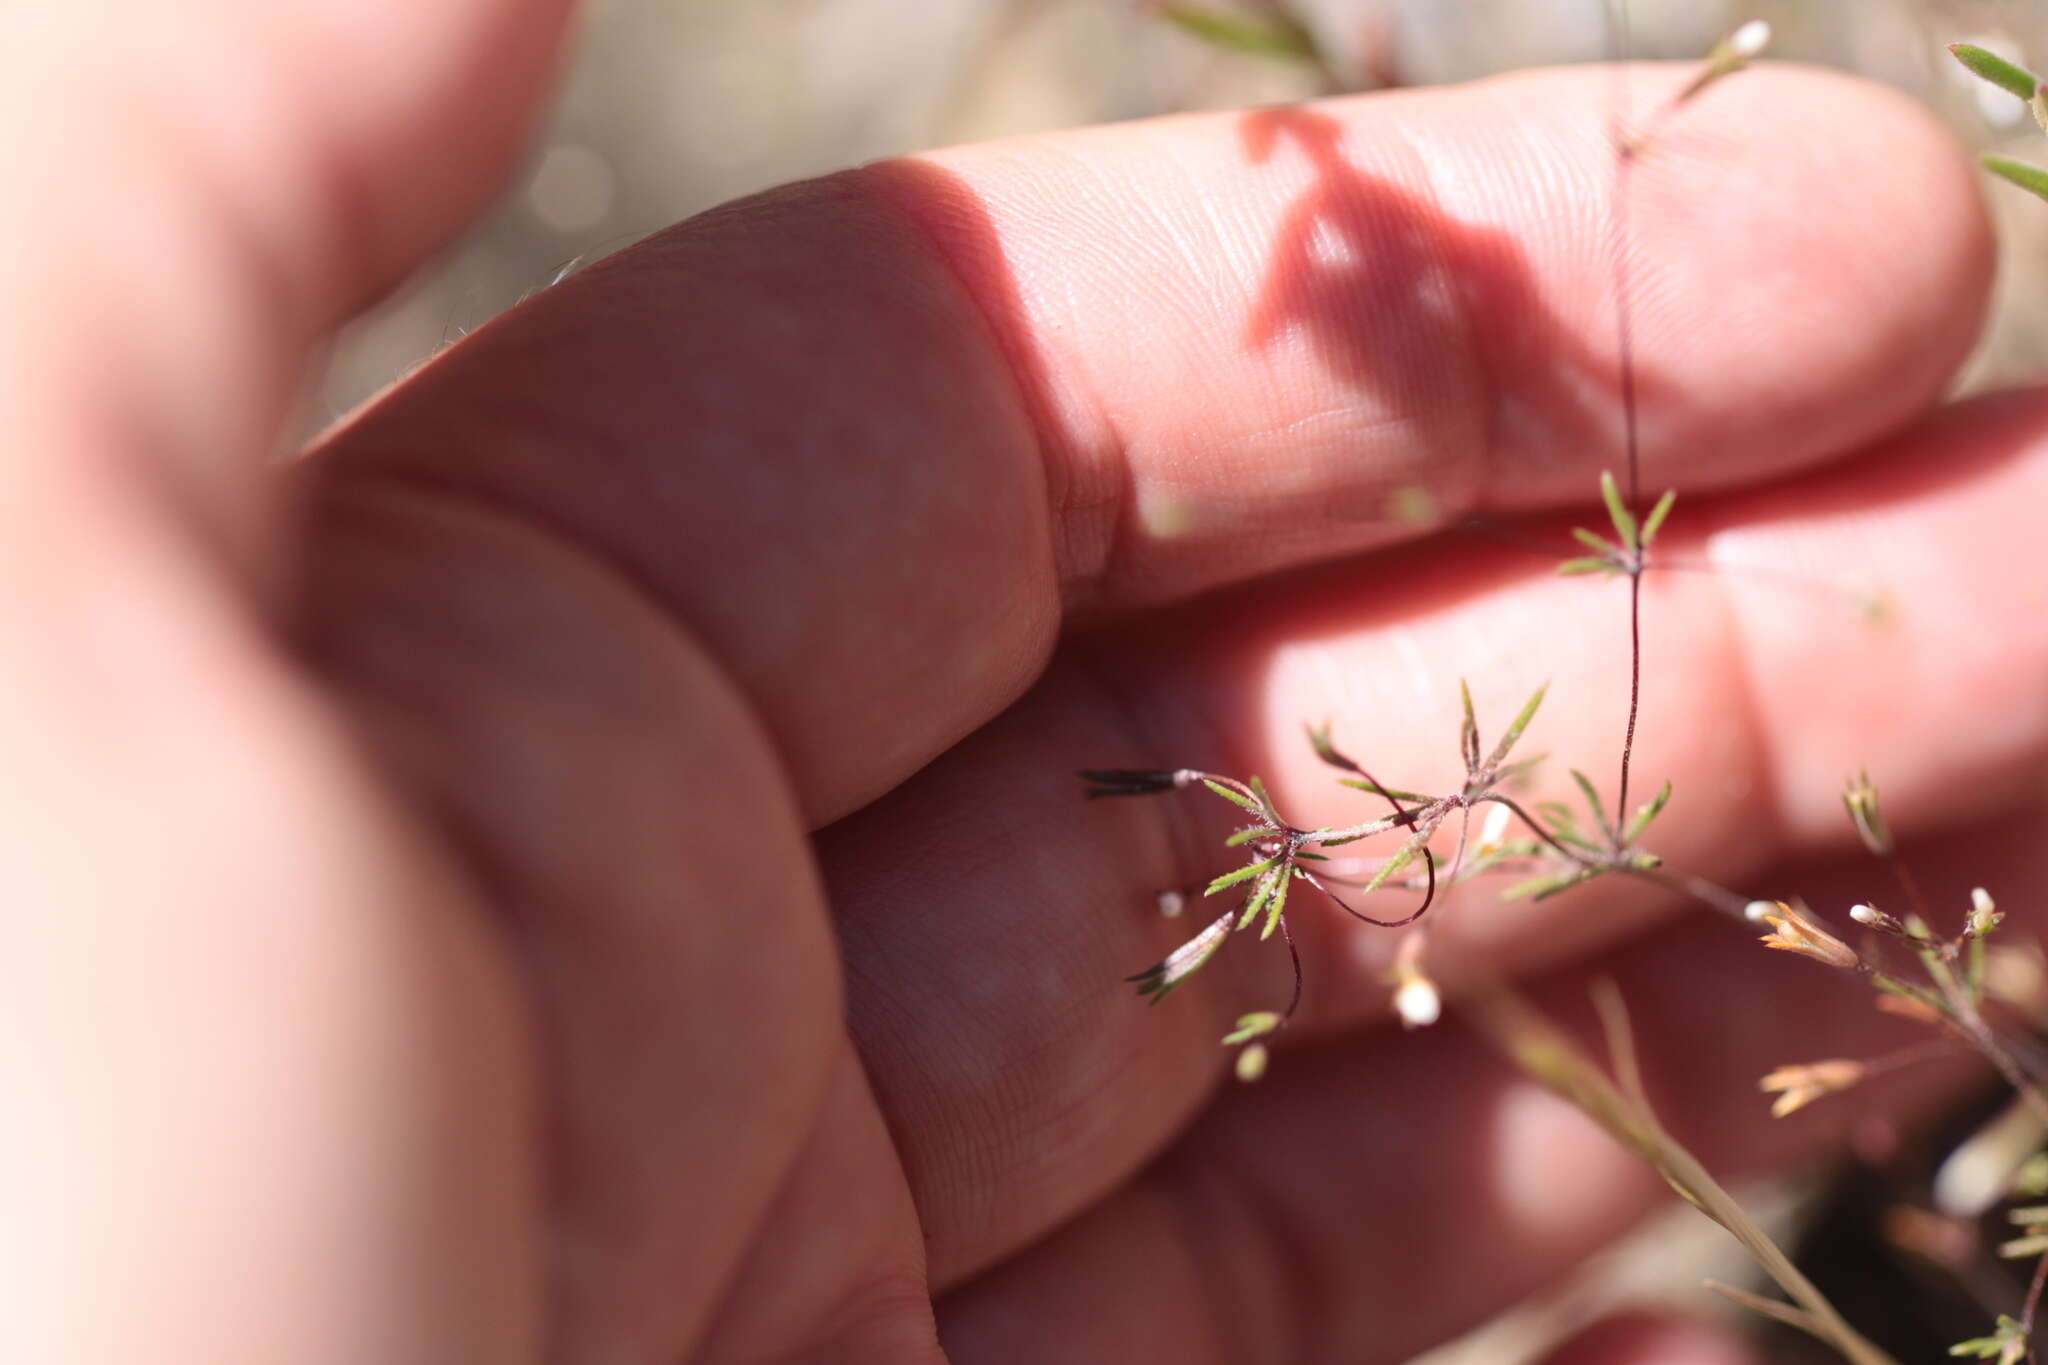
left=317, top=0, right=2048, bottom=424
left=315, top=3, right=2048, bottom=1361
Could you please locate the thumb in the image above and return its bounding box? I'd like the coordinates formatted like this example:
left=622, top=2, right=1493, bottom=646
left=0, top=3, right=573, bottom=1362
left=0, top=0, right=572, bottom=576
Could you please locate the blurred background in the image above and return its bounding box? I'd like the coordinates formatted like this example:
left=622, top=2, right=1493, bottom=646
left=316, top=0, right=2048, bottom=428
left=313, top=3, right=2048, bottom=1360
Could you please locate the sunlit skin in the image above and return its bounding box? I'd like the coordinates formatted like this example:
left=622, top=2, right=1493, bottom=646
left=2, top=3, right=2043, bottom=1362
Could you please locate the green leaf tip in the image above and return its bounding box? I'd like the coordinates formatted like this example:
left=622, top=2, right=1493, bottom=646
left=1258, top=865, right=1292, bottom=940
left=1641, top=488, right=1677, bottom=546
left=1158, top=5, right=1320, bottom=64
left=1599, top=470, right=1638, bottom=552
left=1200, top=778, right=1263, bottom=813
left=1950, top=43, right=2042, bottom=103
left=1569, top=768, right=1613, bottom=841
left=1207, top=856, right=1279, bottom=898
left=1487, top=682, right=1550, bottom=768
left=1571, top=526, right=1620, bottom=557
left=1223, top=1011, right=1281, bottom=1046
left=1985, top=154, right=2048, bottom=204
left=1624, top=780, right=1674, bottom=843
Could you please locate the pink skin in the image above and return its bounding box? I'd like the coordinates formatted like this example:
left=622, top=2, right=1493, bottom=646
left=1537, top=1314, right=1766, bottom=1365
left=0, top=2, right=2034, bottom=1361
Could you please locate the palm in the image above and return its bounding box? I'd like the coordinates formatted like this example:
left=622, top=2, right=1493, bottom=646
left=13, top=7, right=2044, bottom=1363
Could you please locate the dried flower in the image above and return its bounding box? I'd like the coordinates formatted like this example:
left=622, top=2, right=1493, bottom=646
left=1473, top=802, right=1512, bottom=859
left=1842, top=772, right=1893, bottom=856
left=1128, top=912, right=1235, bottom=1002
left=1756, top=902, right=1861, bottom=971
left=1761, top=1059, right=1866, bottom=1117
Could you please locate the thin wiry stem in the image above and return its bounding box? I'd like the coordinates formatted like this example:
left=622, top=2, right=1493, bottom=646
left=1296, top=852, right=1438, bottom=928
left=2023, top=1250, right=2048, bottom=1362
left=1608, top=40, right=1646, bottom=842
left=1279, top=912, right=1305, bottom=1021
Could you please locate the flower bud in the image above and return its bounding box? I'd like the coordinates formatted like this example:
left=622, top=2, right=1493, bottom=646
left=1757, top=902, right=1861, bottom=972
left=1394, top=976, right=1441, bottom=1029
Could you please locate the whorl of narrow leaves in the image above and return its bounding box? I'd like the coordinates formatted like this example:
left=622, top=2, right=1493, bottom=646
left=1559, top=473, right=1677, bottom=578
left=1948, top=1314, right=2027, bottom=1362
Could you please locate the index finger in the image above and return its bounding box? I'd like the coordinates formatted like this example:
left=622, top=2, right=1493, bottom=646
left=308, top=63, right=1989, bottom=823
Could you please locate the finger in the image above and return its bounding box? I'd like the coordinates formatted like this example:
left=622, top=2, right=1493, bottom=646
left=0, top=3, right=575, bottom=1361
left=819, top=388, right=2048, bottom=1288
left=1536, top=1314, right=1765, bottom=1365
left=1, top=0, right=571, bottom=571
left=305, top=61, right=1988, bottom=823
left=693, top=1044, right=945, bottom=1365
left=298, top=481, right=846, bottom=1358
left=934, top=811, right=2046, bottom=1364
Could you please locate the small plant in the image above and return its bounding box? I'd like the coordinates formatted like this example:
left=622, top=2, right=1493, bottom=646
left=1090, top=10, right=2048, bottom=1362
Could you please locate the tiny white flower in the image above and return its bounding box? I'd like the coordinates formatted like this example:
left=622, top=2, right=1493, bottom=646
left=1155, top=889, right=1185, bottom=919
left=1476, top=803, right=1512, bottom=856
left=1850, top=903, right=1882, bottom=927
left=1745, top=899, right=1778, bottom=923
left=1969, top=887, right=2001, bottom=937
left=1730, top=19, right=1771, bottom=60
left=1394, top=977, right=1441, bottom=1029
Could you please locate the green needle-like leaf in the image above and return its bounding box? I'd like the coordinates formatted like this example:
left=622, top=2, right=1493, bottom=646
left=1337, top=778, right=1433, bottom=803
left=1260, top=863, right=1293, bottom=940
left=1600, top=470, right=1638, bottom=552
left=1624, top=780, right=1674, bottom=843
left=1486, top=682, right=1550, bottom=767
left=1361, top=825, right=1432, bottom=894
left=1986, top=154, right=2048, bottom=204
left=1248, top=775, right=1280, bottom=819
left=1201, top=778, right=1263, bottom=813
left=1641, top=489, right=1677, bottom=546
left=1459, top=678, right=1480, bottom=769
left=1570, top=768, right=1613, bottom=841
left=1557, top=556, right=1616, bottom=577
left=1571, top=526, right=1620, bottom=557
left=1237, top=868, right=1278, bottom=930
left=1950, top=43, right=2042, bottom=102
left=1208, top=856, right=1279, bottom=897
left=1158, top=5, right=1321, bottom=63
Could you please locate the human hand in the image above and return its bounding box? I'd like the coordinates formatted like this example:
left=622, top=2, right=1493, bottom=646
left=8, top=4, right=2041, bottom=1362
